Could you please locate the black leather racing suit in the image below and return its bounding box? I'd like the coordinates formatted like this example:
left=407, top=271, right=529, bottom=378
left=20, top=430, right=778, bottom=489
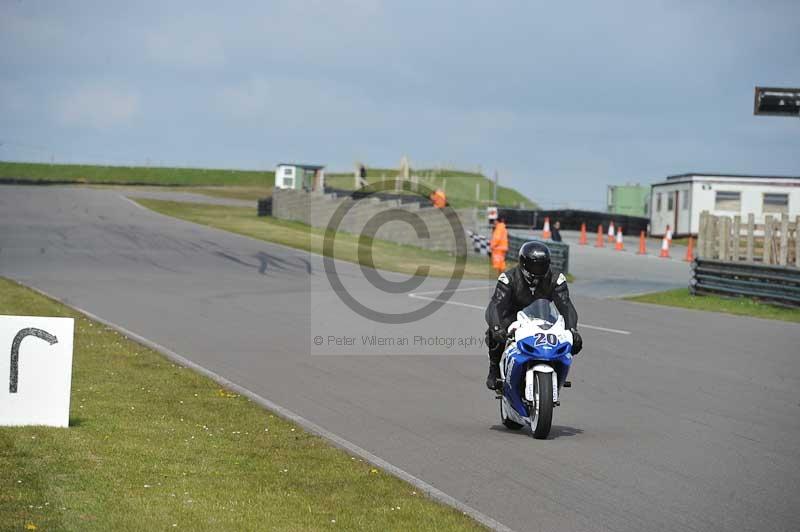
left=485, top=266, right=578, bottom=364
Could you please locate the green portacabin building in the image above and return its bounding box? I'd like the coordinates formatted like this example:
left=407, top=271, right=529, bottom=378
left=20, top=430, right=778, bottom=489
left=607, top=184, right=650, bottom=217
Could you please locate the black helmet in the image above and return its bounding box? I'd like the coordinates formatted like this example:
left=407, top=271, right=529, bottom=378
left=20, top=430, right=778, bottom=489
left=518, top=241, right=551, bottom=284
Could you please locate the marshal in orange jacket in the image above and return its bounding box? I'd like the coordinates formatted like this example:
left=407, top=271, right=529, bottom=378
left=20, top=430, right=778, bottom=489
left=490, top=221, right=508, bottom=273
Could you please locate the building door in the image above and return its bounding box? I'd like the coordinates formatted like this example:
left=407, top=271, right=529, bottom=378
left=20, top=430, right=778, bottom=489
left=674, top=190, right=680, bottom=234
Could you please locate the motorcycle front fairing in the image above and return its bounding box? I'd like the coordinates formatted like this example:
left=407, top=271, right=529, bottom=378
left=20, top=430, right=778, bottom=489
left=500, top=308, right=573, bottom=420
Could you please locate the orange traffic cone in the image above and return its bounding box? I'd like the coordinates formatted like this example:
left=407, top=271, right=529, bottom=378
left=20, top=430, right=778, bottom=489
left=542, top=217, right=551, bottom=240
left=608, top=221, right=615, bottom=243
left=595, top=225, right=604, bottom=247
left=615, top=227, right=624, bottom=250
left=659, top=236, right=671, bottom=258
left=684, top=236, right=694, bottom=262
left=579, top=223, right=588, bottom=245
left=637, top=230, right=647, bottom=254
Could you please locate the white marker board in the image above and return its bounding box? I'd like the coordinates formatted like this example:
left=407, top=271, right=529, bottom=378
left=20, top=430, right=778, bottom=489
left=0, top=315, right=74, bottom=427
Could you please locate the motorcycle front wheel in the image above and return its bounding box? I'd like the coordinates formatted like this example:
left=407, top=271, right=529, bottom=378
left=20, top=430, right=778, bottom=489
left=530, top=372, right=553, bottom=439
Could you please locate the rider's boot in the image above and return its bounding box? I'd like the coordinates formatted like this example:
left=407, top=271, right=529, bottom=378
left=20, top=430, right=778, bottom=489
left=485, top=362, right=501, bottom=390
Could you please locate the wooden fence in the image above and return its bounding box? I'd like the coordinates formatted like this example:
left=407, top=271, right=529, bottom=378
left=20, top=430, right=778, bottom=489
left=697, top=211, right=799, bottom=267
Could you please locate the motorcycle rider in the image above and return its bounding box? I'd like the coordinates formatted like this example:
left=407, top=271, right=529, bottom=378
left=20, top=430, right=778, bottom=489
left=484, top=241, right=583, bottom=390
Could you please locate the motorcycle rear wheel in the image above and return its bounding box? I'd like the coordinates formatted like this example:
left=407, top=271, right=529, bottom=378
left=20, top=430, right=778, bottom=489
left=531, top=372, right=553, bottom=440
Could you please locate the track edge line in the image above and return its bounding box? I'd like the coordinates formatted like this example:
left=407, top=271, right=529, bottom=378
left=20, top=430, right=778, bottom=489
left=17, top=280, right=514, bottom=532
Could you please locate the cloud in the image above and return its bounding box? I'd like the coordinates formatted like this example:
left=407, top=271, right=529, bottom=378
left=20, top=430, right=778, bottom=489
left=55, top=85, right=140, bottom=129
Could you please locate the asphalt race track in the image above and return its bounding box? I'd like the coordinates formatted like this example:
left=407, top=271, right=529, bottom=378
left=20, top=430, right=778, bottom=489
left=2, top=186, right=799, bottom=532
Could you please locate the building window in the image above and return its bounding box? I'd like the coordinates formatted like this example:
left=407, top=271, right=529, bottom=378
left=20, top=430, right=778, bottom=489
left=715, top=191, right=741, bottom=211
left=283, top=167, right=294, bottom=176
left=656, top=193, right=662, bottom=212
left=763, top=193, right=789, bottom=214
left=667, top=194, right=674, bottom=211
left=681, top=190, right=688, bottom=210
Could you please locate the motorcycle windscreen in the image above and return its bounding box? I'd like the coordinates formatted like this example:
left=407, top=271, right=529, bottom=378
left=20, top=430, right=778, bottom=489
left=521, top=298, right=560, bottom=328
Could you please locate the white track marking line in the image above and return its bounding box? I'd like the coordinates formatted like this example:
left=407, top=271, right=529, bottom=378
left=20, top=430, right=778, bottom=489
left=119, top=194, right=147, bottom=210
left=408, top=293, right=632, bottom=335
left=571, top=323, right=631, bottom=335
left=22, top=282, right=513, bottom=532
left=411, top=285, right=493, bottom=296
left=409, top=294, right=488, bottom=310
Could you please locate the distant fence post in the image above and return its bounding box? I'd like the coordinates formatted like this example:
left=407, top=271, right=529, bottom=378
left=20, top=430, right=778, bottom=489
left=733, top=215, right=741, bottom=261
left=705, top=211, right=716, bottom=259
left=746, top=213, right=755, bottom=262
left=779, top=213, right=789, bottom=266
left=796, top=216, right=800, bottom=268
left=764, top=215, right=773, bottom=264
left=698, top=211, right=708, bottom=259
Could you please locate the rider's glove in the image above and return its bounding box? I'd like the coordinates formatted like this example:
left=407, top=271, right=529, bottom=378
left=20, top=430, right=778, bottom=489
left=570, top=328, right=583, bottom=355
left=491, top=324, right=508, bottom=345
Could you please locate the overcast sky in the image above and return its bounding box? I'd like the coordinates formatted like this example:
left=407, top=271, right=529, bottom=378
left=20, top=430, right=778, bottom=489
left=1, top=1, right=798, bottom=208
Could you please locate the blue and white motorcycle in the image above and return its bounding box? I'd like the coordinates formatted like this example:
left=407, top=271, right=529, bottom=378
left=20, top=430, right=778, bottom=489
left=497, top=299, right=575, bottom=439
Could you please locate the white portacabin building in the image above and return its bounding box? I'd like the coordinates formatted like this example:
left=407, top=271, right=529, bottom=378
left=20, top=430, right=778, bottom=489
left=274, top=163, right=326, bottom=191
left=649, top=173, right=800, bottom=237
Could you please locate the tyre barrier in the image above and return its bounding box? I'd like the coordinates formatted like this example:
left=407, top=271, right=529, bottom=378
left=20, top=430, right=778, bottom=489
left=690, top=258, right=800, bottom=307
left=324, top=186, right=435, bottom=207
left=257, top=197, right=272, bottom=217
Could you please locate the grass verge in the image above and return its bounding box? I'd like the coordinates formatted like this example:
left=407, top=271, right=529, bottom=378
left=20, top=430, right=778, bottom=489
left=0, top=161, right=274, bottom=187
left=87, top=184, right=272, bottom=202
left=625, top=288, right=800, bottom=323
left=0, top=277, right=484, bottom=531
left=136, top=199, right=502, bottom=280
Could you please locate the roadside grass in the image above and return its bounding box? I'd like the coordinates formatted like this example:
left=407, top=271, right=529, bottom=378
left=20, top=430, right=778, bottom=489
left=625, top=288, right=800, bottom=323
left=0, top=278, right=484, bottom=531
left=0, top=161, right=274, bottom=187
left=136, top=199, right=501, bottom=280
left=89, top=184, right=272, bottom=202
left=184, top=186, right=272, bottom=201
left=667, top=237, right=690, bottom=246
left=646, top=236, right=690, bottom=246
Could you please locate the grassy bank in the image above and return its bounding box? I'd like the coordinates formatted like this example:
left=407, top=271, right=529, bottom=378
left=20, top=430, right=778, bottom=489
left=136, top=199, right=502, bottom=280
left=625, top=288, right=800, bottom=323
left=0, top=161, right=274, bottom=187
left=326, top=168, right=535, bottom=209
left=0, top=278, right=483, bottom=531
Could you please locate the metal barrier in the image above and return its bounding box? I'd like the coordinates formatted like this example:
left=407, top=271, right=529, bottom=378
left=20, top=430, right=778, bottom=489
left=508, top=236, right=570, bottom=274
left=324, top=186, right=434, bottom=207
left=690, top=259, right=800, bottom=307
left=498, top=208, right=649, bottom=235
